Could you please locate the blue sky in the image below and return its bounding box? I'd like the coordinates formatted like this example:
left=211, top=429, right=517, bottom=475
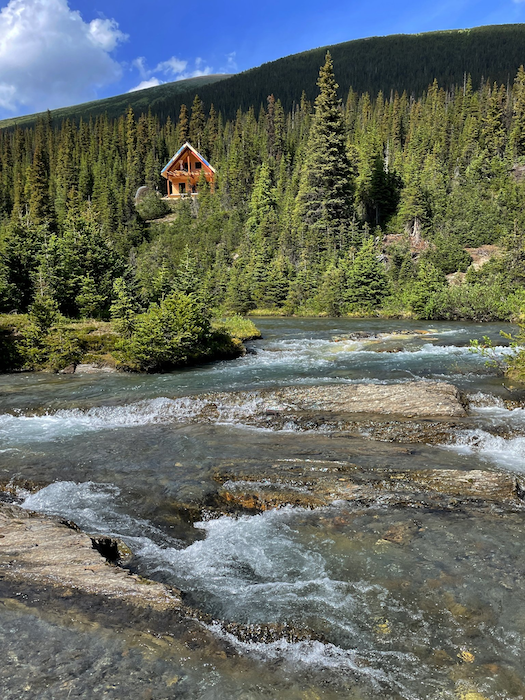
left=0, top=0, right=525, bottom=118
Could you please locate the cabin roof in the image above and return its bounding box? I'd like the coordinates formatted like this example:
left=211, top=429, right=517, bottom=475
left=161, top=142, right=216, bottom=175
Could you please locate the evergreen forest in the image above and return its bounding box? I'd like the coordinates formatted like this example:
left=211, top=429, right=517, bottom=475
left=3, top=50, right=525, bottom=370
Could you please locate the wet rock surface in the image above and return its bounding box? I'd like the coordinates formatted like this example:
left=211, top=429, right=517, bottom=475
left=0, top=502, right=331, bottom=667
left=198, top=381, right=468, bottom=420
left=0, top=503, right=181, bottom=610
left=74, top=363, right=116, bottom=374
left=213, top=461, right=525, bottom=514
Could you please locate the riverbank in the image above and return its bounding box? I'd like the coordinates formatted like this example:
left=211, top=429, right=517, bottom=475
left=248, top=305, right=525, bottom=322
left=0, top=313, right=260, bottom=374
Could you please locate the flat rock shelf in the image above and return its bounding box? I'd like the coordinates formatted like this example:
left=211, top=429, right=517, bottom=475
left=0, top=504, right=181, bottom=611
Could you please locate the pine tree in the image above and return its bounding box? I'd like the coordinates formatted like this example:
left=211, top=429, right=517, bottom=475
left=54, top=120, right=78, bottom=226
left=204, top=104, right=218, bottom=159
left=175, top=245, right=201, bottom=296
left=409, top=260, right=447, bottom=319
left=28, top=290, right=59, bottom=333
left=314, top=262, right=344, bottom=315
left=110, top=277, right=137, bottom=337
left=76, top=275, right=107, bottom=319
left=510, top=66, right=525, bottom=159
left=246, top=163, right=276, bottom=232
left=28, top=122, right=53, bottom=226
left=482, top=83, right=506, bottom=158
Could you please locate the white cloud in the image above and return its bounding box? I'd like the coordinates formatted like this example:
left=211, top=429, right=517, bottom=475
left=128, top=77, right=163, bottom=93
left=155, top=56, right=188, bottom=76
left=0, top=0, right=127, bottom=113
left=88, top=18, right=126, bottom=51
left=130, top=54, right=214, bottom=88
left=222, top=51, right=237, bottom=72
left=132, top=56, right=148, bottom=79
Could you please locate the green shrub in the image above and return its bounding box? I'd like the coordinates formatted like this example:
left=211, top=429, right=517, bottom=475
left=136, top=192, right=170, bottom=221
left=116, top=292, right=242, bottom=372
left=408, top=261, right=447, bottom=319
left=440, top=284, right=520, bottom=321
left=422, top=235, right=472, bottom=275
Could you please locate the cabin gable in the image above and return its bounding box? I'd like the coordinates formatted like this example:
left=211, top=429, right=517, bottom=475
left=161, top=142, right=215, bottom=198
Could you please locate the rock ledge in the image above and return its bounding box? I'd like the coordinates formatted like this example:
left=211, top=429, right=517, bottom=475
left=0, top=504, right=181, bottom=610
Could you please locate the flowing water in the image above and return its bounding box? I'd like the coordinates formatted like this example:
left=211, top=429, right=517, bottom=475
left=1, top=318, right=525, bottom=699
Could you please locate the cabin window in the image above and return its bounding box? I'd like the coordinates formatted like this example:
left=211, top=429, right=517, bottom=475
left=195, top=162, right=202, bottom=170
left=179, top=183, right=186, bottom=194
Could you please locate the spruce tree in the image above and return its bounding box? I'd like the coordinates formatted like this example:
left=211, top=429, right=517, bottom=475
left=28, top=122, right=53, bottom=226
left=175, top=245, right=201, bottom=296
left=510, top=66, right=525, bottom=159
left=189, top=95, right=206, bottom=151
left=409, top=260, right=447, bottom=319
left=294, top=52, right=353, bottom=255
left=76, top=275, right=107, bottom=319
left=178, top=104, right=189, bottom=144
left=344, top=237, right=388, bottom=310
left=246, top=163, right=276, bottom=232
left=111, top=277, right=137, bottom=337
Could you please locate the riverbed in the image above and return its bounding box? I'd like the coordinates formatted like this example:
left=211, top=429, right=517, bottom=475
left=1, top=318, right=525, bottom=699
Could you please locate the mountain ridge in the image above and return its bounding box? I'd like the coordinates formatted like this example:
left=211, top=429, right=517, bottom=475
left=2, top=23, right=525, bottom=129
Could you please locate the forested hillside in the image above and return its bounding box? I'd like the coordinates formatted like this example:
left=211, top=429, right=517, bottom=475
left=3, top=24, right=525, bottom=129
left=2, top=48, right=525, bottom=372
left=0, top=75, right=228, bottom=130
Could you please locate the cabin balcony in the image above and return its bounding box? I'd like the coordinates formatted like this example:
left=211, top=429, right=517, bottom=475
left=166, top=170, right=204, bottom=180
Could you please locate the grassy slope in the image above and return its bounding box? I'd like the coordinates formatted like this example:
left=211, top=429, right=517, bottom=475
left=2, top=24, right=525, bottom=129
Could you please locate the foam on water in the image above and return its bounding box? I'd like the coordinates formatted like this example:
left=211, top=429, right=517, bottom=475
left=256, top=339, right=510, bottom=362
left=441, top=400, right=525, bottom=472
left=0, top=395, right=270, bottom=444
left=21, top=481, right=177, bottom=545
left=444, top=429, right=525, bottom=472
left=4, top=321, right=524, bottom=699
left=19, top=483, right=422, bottom=695
left=0, top=338, right=511, bottom=444
left=204, top=336, right=511, bottom=389
left=18, top=480, right=525, bottom=698
left=204, top=624, right=409, bottom=694
left=140, top=506, right=334, bottom=614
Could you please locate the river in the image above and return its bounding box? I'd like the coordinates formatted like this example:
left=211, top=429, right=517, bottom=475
left=1, top=318, right=525, bottom=699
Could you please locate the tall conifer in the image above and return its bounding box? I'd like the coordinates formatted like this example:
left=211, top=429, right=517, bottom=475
left=294, top=52, right=353, bottom=253
left=28, top=122, right=53, bottom=226
left=189, top=95, right=206, bottom=151
left=178, top=104, right=189, bottom=144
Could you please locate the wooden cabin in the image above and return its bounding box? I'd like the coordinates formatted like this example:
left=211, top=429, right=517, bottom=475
left=161, top=142, right=215, bottom=198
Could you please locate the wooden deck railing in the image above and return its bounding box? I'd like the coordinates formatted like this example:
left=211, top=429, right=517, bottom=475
left=166, top=169, right=205, bottom=178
